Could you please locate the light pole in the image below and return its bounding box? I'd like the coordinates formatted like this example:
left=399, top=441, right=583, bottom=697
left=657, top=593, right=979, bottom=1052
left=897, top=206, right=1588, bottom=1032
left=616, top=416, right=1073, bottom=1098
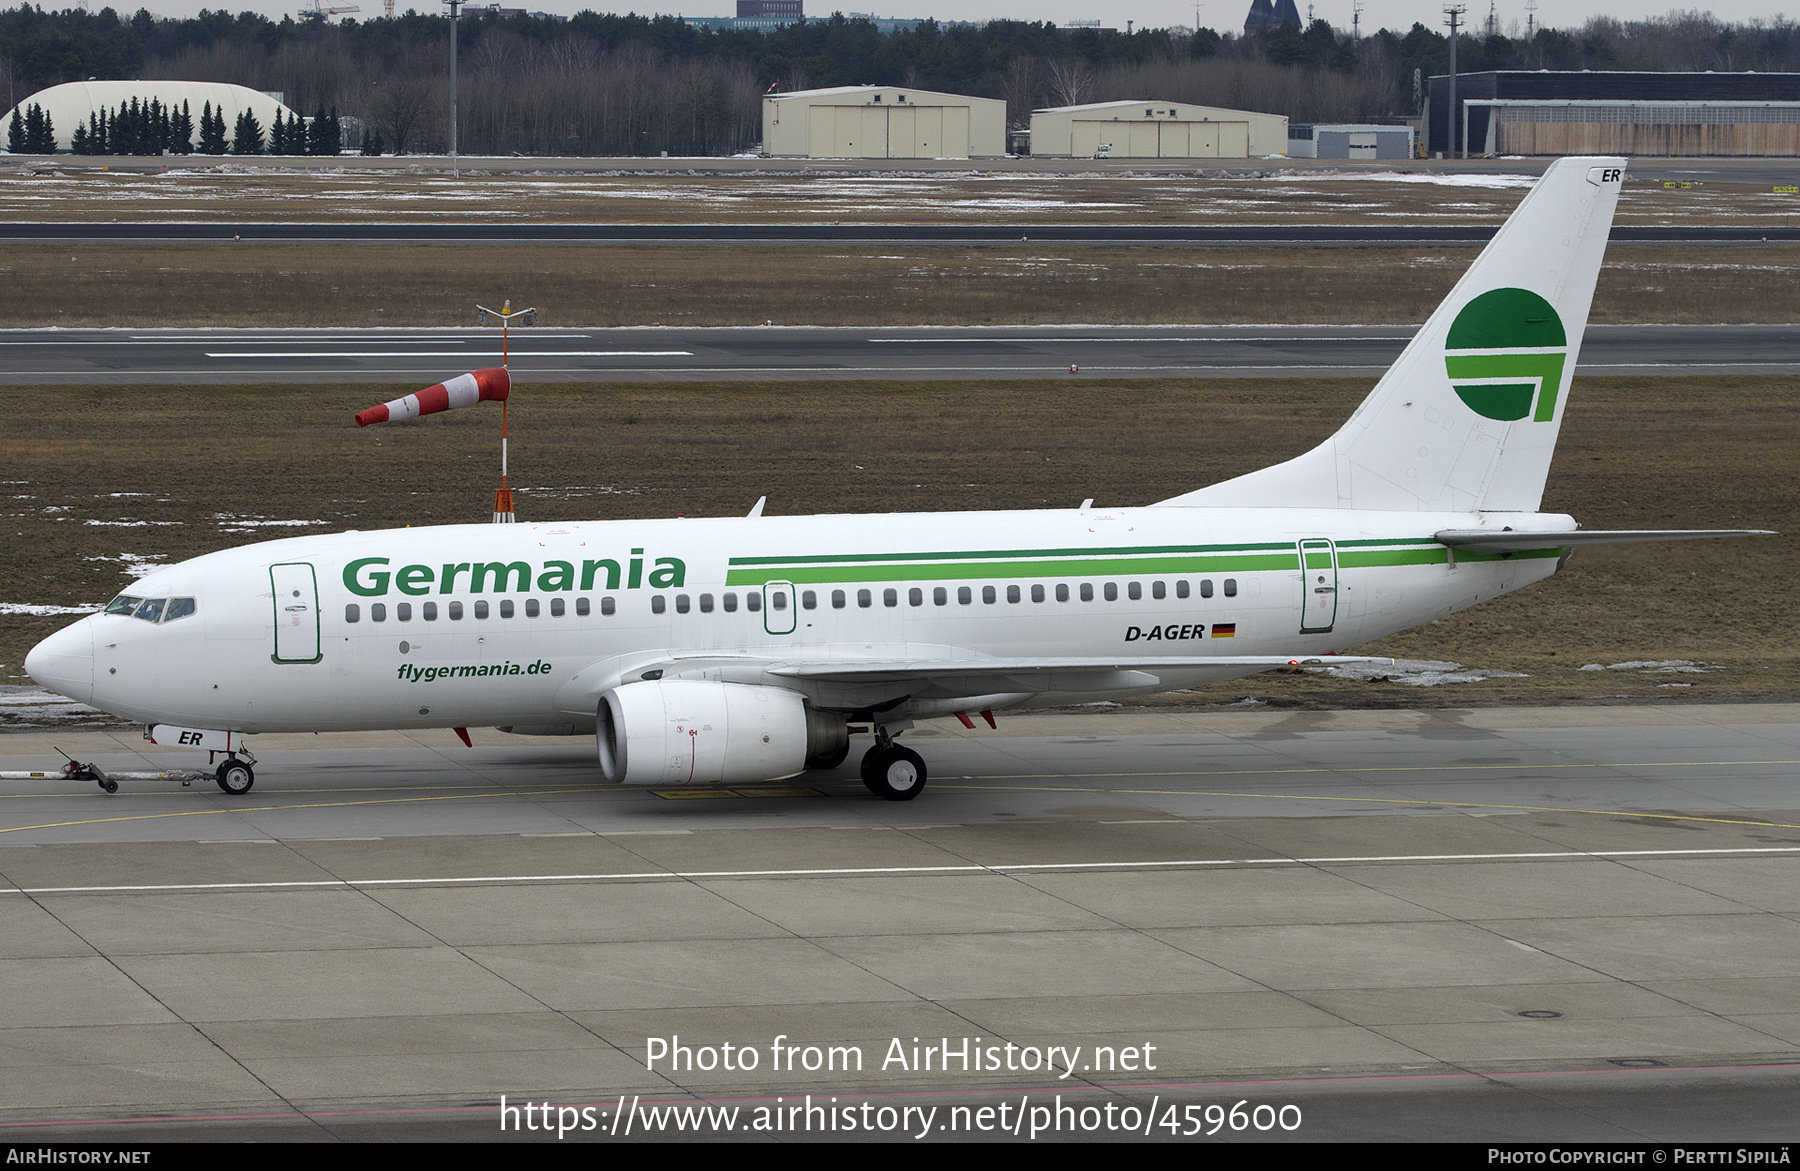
left=1444, top=4, right=1466, bottom=159
left=444, top=0, right=462, bottom=177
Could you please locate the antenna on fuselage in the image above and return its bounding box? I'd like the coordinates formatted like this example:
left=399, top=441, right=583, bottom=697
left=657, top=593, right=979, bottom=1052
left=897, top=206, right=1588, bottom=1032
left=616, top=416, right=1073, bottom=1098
left=476, top=300, right=538, bottom=523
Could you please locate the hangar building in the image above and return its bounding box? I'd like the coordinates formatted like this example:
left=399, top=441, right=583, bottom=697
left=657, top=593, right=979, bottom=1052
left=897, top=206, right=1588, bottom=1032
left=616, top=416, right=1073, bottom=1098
left=1287, top=123, right=1415, bottom=159
left=4, top=80, right=296, bottom=152
left=761, top=86, right=1006, bottom=159
left=1427, top=70, right=1800, bottom=156
left=1030, top=100, right=1287, bottom=159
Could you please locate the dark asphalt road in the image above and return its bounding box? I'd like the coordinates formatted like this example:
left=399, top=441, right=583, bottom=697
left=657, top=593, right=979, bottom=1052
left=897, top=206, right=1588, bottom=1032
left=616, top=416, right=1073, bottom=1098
left=6, top=323, right=1796, bottom=384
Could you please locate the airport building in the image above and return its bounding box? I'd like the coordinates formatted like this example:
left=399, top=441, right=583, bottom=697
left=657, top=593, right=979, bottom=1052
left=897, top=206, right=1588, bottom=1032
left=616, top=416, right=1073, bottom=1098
left=3, top=80, right=295, bottom=153
left=1287, top=123, right=1415, bottom=159
left=1427, top=70, right=1800, bottom=156
left=1029, top=100, right=1287, bottom=159
left=761, top=86, right=1006, bottom=159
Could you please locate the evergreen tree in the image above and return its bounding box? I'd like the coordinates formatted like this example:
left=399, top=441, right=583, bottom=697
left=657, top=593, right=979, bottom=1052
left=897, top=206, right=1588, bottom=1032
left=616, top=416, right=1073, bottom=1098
left=70, top=121, right=89, bottom=153
left=171, top=101, right=192, bottom=154
left=23, top=104, right=55, bottom=153
left=199, top=103, right=227, bottom=154
left=360, top=130, right=384, bottom=156
left=5, top=109, right=22, bottom=154
left=307, top=105, right=328, bottom=155
left=270, top=109, right=288, bottom=154
left=325, top=108, right=343, bottom=156
left=231, top=109, right=263, bottom=155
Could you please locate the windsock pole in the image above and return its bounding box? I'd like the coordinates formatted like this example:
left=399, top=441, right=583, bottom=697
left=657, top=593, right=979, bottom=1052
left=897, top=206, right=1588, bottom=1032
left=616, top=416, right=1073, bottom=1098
left=477, top=299, right=536, bottom=525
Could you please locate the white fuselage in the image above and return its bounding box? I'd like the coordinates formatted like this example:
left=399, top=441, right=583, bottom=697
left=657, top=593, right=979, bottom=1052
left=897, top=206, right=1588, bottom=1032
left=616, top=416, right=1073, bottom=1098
left=30, top=504, right=1564, bottom=734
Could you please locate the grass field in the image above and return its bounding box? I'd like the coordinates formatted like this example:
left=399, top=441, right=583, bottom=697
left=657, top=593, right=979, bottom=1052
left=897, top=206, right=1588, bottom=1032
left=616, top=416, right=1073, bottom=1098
left=1, top=168, right=1796, bottom=227
left=3, top=375, right=1793, bottom=718
left=6, top=242, right=1797, bottom=327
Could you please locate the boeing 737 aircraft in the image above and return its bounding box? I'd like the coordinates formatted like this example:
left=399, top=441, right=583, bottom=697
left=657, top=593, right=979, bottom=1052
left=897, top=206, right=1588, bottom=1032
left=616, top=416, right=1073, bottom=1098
left=23, top=157, right=1771, bottom=800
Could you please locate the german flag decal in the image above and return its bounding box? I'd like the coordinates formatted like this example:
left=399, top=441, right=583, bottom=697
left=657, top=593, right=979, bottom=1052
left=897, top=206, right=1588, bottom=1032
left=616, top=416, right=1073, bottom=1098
left=1211, top=623, right=1236, bottom=638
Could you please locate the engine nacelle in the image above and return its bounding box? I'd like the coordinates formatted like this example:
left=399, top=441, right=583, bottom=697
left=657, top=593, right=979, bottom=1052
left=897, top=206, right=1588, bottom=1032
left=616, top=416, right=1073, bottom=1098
left=596, top=679, right=816, bottom=786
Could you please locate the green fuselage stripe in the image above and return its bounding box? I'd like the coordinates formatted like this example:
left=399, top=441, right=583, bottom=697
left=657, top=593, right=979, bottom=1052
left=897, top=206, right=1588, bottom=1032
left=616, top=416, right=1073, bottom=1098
left=723, top=543, right=1564, bottom=587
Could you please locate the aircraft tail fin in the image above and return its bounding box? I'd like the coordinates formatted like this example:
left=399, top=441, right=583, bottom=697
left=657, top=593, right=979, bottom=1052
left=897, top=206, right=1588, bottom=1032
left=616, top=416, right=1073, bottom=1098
left=1156, top=157, right=1625, bottom=513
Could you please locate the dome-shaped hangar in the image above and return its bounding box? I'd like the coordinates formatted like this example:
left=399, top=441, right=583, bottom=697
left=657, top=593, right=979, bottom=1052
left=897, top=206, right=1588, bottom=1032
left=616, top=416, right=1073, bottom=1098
left=4, top=81, right=296, bottom=152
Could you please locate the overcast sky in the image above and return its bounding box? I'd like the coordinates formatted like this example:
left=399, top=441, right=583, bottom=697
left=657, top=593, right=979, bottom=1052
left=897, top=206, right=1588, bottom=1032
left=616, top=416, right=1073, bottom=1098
left=125, top=1, right=1793, bottom=41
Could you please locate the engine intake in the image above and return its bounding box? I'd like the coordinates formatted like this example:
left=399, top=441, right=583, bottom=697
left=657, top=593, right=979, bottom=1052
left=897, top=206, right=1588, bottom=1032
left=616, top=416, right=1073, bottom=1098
left=596, top=679, right=834, bottom=786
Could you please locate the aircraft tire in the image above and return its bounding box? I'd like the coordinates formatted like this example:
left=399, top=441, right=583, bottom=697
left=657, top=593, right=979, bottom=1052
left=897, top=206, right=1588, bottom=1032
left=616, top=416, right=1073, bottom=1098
left=215, top=760, right=255, bottom=796
left=861, top=745, right=927, bottom=801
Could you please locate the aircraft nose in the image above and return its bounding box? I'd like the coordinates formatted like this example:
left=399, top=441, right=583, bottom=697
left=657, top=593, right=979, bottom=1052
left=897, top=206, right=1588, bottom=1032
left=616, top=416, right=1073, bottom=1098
left=25, top=619, right=94, bottom=705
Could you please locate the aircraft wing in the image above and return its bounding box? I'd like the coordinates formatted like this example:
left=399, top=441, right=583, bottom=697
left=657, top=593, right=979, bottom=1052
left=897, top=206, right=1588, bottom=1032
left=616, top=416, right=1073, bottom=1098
left=1435, top=529, right=1776, bottom=554
left=766, top=655, right=1390, bottom=689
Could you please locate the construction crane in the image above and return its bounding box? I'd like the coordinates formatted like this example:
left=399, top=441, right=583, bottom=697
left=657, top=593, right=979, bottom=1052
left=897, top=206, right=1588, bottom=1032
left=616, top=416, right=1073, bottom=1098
left=299, top=0, right=360, bottom=19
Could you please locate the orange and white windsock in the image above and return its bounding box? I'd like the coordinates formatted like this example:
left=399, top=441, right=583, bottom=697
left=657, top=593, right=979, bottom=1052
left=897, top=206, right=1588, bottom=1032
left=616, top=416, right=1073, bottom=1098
left=355, top=368, right=510, bottom=427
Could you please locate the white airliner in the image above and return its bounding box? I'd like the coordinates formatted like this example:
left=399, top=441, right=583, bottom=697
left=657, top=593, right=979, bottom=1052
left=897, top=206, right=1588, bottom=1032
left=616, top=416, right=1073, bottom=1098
left=24, top=157, right=1770, bottom=800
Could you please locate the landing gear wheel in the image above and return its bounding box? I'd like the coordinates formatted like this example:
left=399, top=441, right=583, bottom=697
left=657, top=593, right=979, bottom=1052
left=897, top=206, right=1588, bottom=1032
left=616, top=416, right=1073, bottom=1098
left=215, top=759, right=254, bottom=796
left=97, top=778, right=117, bottom=794
left=860, top=745, right=927, bottom=801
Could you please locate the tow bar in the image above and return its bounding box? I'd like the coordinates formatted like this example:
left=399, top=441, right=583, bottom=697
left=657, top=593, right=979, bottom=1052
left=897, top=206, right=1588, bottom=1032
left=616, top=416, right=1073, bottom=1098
left=0, top=747, right=220, bottom=795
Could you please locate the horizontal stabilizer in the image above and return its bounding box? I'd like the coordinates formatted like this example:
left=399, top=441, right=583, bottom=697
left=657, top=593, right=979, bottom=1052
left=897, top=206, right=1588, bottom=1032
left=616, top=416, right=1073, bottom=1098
left=1435, top=529, right=1776, bottom=553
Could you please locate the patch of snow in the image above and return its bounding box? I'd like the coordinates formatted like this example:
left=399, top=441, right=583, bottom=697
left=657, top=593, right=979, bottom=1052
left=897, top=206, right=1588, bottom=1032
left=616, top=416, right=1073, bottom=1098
left=1312, top=658, right=1529, bottom=686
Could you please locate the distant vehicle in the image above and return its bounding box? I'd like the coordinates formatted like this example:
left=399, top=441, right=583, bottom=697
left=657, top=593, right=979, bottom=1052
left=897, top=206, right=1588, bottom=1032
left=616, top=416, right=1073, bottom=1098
left=25, top=157, right=1769, bottom=801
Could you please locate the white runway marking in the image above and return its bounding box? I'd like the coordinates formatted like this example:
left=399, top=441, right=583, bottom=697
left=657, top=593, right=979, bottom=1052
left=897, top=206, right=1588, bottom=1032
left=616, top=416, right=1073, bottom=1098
left=6, top=845, right=1794, bottom=896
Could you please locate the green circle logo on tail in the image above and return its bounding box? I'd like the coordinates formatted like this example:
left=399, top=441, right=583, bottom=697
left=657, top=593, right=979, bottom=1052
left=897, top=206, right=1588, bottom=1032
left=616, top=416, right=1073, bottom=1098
left=1443, top=288, right=1568, bottom=422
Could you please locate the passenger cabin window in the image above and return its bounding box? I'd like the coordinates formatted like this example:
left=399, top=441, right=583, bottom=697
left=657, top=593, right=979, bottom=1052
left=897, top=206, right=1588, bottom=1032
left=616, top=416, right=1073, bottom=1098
left=674, top=595, right=690, bottom=614
left=747, top=593, right=762, bottom=612
left=600, top=596, right=616, bottom=616
left=858, top=589, right=872, bottom=608
left=498, top=600, right=514, bottom=618
left=345, top=604, right=360, bottom=623
left=1079, top=583, right=1093, bottom=602
left=1199, top=579, right=1214, bottom=598
left=550, top=598, right=564, bottom=617
left=832, top=590, right=846, bottom=609
left=526, top=598, right=541, bottom=617
left=1224, top=578, right=1238, bottom=597
left=1055, top=584, right=1069, bottom=602
left=1031, top=585, right=1045, bottom=603
left=770, top=591, right=787, bottom=611
left=450, top=601, right=465, bottom=620
left=802, top=591, right=817, bottom=610
left=958, top=586, right=972, bottom=605
left=884, top=589, right=898, bottom=608
left=933, top=587, right=948, bottom=606
left=396, top=602, right=412, bottom=622
left=699, top=594, right=715, bottom=613
left=372, top=603, right=388, bottom=622
left=651, top=596, right=666, bottom=614
left=909, top=588, right=923, bottom=607
left=723, top=593, right=738, bottom=612
left=1007, top=585, right=1021, bottom=603
left=983, top=586, right=997, bottom=604
left=576, top=597, right=591, bottom=616
left=473, top=600, right=488, bottom=619
left=423, top=602, right=438, bottom=621
left=1151, top=581, right=1165, bottom=600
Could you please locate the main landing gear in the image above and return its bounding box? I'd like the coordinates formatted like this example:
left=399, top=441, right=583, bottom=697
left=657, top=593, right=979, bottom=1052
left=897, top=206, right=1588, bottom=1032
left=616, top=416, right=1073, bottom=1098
left=860, top=726, right=927, bottom=802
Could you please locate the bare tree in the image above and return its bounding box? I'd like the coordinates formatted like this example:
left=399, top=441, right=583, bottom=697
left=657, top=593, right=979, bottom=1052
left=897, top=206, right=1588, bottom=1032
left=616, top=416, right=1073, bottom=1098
left=1001, top=53, right=1041, bottom=129
left=1045, top=58, right=1094, bottom=109
left=370, top=74, right=435, bottom=155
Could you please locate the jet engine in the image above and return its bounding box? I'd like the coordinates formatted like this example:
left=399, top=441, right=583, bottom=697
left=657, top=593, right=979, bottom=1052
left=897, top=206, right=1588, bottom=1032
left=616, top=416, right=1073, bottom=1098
left=596, top=679, right=844, bottom=786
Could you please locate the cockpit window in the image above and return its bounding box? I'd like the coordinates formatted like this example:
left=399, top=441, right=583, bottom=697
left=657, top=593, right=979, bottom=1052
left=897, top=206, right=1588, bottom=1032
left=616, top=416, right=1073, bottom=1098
left=106, top=596, right=196, bottom=624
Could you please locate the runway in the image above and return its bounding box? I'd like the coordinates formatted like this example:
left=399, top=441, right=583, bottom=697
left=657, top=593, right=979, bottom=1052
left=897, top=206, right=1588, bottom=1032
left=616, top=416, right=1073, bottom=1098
left=10, top=323, right=1800, bottom=384
left=5, top=221, right=1797, bottom=245
left=0, top=705, right=1795, bottom=1140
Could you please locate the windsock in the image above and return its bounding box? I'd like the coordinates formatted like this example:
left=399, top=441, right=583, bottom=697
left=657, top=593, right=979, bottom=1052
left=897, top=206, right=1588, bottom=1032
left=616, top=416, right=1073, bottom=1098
left=356, top=368, right=510, bottom=427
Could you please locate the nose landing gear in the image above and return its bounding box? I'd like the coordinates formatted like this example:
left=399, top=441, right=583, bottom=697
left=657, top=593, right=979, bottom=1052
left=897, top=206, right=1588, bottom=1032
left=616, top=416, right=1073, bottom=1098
left=214, top=757, right=255, bottom=796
